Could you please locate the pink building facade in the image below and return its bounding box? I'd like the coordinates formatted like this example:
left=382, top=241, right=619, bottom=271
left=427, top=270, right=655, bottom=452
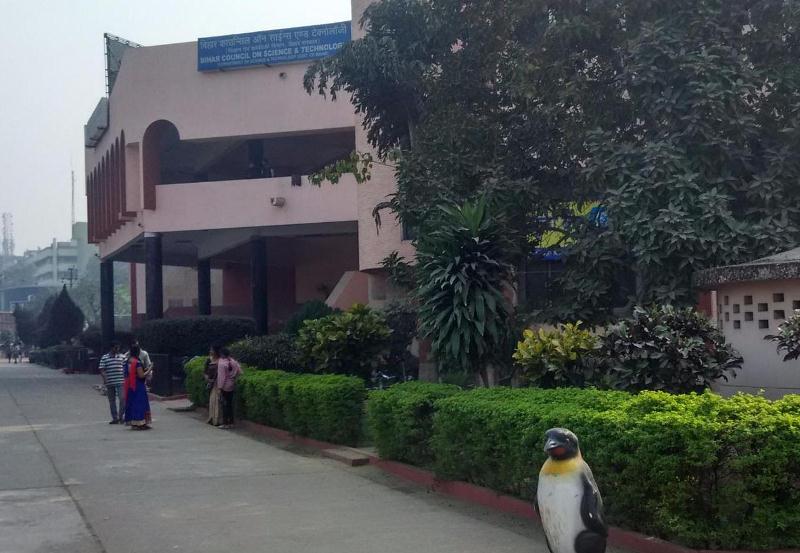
left=85, top=1, right=412, bottom=342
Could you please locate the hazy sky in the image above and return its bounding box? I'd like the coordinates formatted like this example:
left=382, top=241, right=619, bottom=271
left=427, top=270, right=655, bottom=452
left=0, top=0, right=351, bottom=253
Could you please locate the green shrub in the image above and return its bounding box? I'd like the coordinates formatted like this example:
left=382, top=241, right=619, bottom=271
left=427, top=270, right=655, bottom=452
left=229, top=334, right=301, bottom=372
left=600, top=305, right=742, bottom=393
left=296, top=304, right=391, bottom=380
left=284, top=300, right=337, bottom=336
left=238, top=370, right=296, bottom=427
left=184, top=356, right=209, bottom=406
left=766, top=310, right=800, bottom=361
left=367, top=382, right=461, bottom=464
left=30, top=345, right=89, bottom=370
left=512, top=323, right=600, bottom=387
left=428, top=387, right=800, bottom=549
left=279, top=373, right=366, bottom=445
left=137, top=316, right=255, bottom=357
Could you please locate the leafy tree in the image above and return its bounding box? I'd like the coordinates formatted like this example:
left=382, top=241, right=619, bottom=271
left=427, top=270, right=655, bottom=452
left=70, top=257, right=131, bottom=324
left=307, top=0, right=800, bottom=320
left=283, top=300, right=338, bottom=336
left=34, top=294, right=56, bottom=347
left=416, top=198, right=515, bottom=385
left=12, top=305, right=35, bottom=344
left=39, top=286, right=85, bottom=347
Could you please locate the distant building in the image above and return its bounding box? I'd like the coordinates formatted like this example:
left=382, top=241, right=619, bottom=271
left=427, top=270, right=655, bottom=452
left=0, top=222, right=96, bottom=310
left=0, top=311, right=15, bottom=336
left=696, top=248, right=800, bottom=398
left=26, top=223, right=94, bottom=288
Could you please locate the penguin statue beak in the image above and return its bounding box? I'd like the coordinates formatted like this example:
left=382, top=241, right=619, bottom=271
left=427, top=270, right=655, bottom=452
left=544, top=439, right=560, bottom=453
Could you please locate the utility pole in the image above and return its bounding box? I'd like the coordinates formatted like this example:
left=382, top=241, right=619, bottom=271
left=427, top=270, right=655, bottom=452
left=62, top=267, right=78, bottom=289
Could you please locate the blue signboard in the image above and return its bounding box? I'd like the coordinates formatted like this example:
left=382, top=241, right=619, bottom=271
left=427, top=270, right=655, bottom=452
left=198, top=21, right=351, bottom=71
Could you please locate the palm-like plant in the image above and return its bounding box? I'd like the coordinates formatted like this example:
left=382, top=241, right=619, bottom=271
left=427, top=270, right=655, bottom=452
left=416, top=197, right=515, bottom=385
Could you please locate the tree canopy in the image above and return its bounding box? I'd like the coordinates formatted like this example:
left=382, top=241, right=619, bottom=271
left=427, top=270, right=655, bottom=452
left=39, top=286, right=85, bottom=347
left=306, top=0, right=800, bottom=320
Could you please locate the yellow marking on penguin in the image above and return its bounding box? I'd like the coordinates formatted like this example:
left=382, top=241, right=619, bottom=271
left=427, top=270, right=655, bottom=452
left=540, top=454, right=582, bottom=476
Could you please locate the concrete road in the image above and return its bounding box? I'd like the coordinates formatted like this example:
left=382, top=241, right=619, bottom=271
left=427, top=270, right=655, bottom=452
left=0, top=361, right=558, bottom=553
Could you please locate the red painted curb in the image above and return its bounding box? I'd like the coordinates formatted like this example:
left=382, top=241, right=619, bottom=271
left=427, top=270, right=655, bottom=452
left=183, top=412, right=798, bottom=553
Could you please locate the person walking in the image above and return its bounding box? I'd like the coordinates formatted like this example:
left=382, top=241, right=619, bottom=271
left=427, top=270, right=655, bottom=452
left=214, top=345, right=242, bottom=429
left=124, top=345, right=152, bottom=430
left=99, top=341, right=126, bottom=424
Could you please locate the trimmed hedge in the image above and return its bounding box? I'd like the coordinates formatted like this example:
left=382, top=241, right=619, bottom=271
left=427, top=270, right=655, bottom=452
left=185, top=356, right=209, bottom=407
left=138, top=316, right=255, bottom=357
left=184, top=359, right=365, bottom=446
left=427, top=388, right=800, bottom=550
left=367, top=382, right=461, bottom=465
left=279, top=374, right=365, bottom=446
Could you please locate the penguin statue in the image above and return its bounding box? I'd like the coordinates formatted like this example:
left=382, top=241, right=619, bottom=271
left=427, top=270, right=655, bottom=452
left=536, top=428, right=608, bottom=553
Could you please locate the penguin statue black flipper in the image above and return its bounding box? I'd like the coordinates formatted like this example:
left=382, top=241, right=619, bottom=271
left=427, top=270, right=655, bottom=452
left=579, top=470, right=607, bottom=536
left=575, top=471, right=608, bottom=553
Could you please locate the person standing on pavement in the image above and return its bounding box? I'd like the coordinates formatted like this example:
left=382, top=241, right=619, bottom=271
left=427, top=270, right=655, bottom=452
left=126, top=339, right=153, bottom=390
left=205, top=348, right=221, bottom=427
left=99, top=341, right=126, bottom=424
left=214, top=345, right=242, bottom=429
left=124, top=345, right=153, bottom=430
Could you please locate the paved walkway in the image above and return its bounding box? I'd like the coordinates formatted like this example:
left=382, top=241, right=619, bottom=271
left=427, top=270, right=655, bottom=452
left=0, top=361, right=551, bottom=553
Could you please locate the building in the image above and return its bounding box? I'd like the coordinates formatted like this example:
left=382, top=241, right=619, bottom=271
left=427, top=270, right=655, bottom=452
left=27, top=223, right=93, bottom=288
left=0, top=223, right=94, bottom=310
left=695, top=248, right=800, bottom=398
left=0, top=312, right=15, bottom=337
left=84, top=0, right=413, bottom=345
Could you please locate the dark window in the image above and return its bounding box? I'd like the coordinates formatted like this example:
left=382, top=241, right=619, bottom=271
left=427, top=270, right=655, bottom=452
left=733, top=304, right=740, bottom=313
left=774, top=310, right=786, bottom=320
left=725, top=312, right=730, bottom=321
left=744, top=295, right=753, bottom=305
left=759, top=320, right=769, bottom=329
left=758, top=303, right=769, bottom=312
left=402, top=221, right=415, bottom=241
left=157, top=130, right=357, bottom=184
left=733, top=320, right=741, bottom=329
left=522, top=259, right=566, bottom=311
left=724, top=295, right=729, bottom=305
left=745, top=312, right=753, bottom=321
left=794, top=300, right=800, bottom=310
left=773, top=293, right=785, bottom=302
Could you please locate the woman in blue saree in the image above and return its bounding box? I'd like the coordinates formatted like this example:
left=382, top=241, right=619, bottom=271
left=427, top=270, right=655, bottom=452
left=124, top=345, right=152, bottom=430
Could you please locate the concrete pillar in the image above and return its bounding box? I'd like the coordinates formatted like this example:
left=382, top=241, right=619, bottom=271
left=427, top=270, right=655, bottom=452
left=145, top=233, right=163, bottom=320
left=197, top=258, right=212, bottom=316
left=250, top=237, right=268, bottom=335
left=100, top=260, right=115, bottom=352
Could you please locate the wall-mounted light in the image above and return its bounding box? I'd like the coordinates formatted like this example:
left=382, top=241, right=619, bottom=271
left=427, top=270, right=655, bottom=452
left=279, top=72, right=287, bottom=79
left=270, top=197, right=286, bottom=208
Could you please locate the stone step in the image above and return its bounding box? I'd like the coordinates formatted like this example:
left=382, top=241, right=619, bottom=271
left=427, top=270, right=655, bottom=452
left=321, top=447, right=371, bottom=467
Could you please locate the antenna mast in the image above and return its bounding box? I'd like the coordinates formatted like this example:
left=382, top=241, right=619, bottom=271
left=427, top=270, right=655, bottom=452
left=1, top=213, right=14, bottom=265
left=71, top=170, right=76, bottom=226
